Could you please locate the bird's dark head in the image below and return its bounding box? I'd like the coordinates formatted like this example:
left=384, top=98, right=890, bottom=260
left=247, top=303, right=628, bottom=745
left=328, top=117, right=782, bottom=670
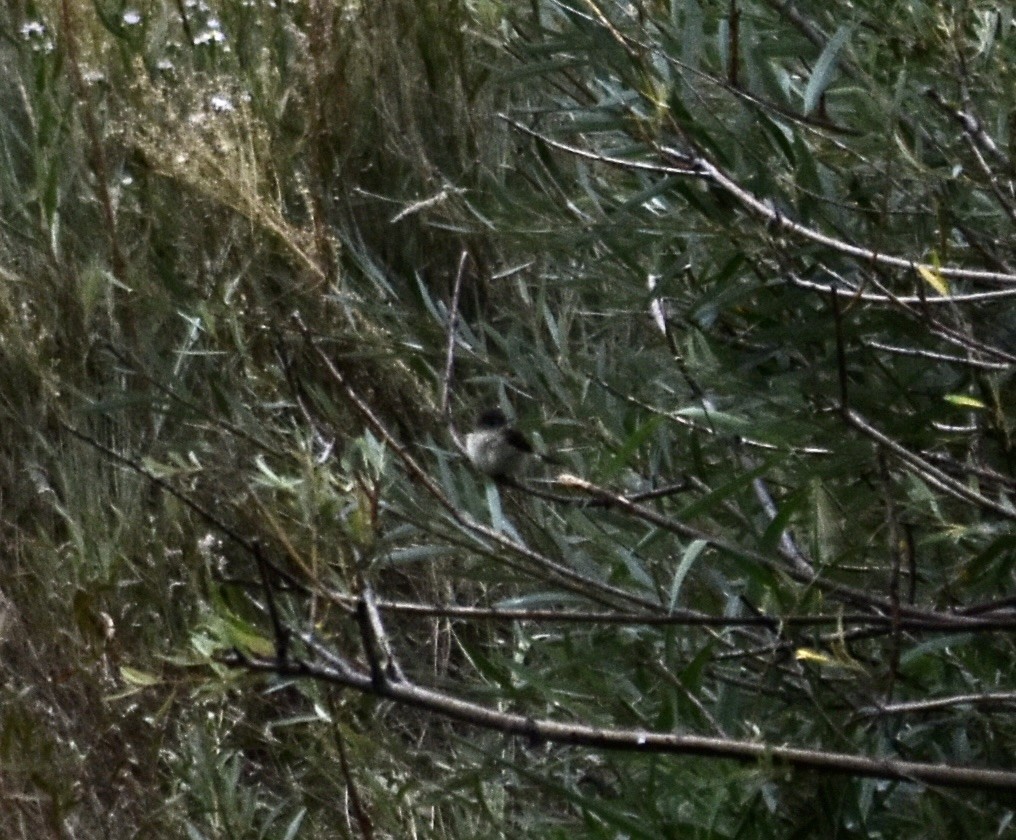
left=476, top=408, right=509, bottom=429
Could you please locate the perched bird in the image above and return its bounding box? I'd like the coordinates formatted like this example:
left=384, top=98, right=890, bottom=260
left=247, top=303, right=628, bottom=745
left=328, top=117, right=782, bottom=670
left=464, top=408, right=537, bottom=479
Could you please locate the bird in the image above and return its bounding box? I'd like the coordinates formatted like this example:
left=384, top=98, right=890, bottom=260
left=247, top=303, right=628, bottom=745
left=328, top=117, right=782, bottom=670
left=464, top=408, right=538, bottom=479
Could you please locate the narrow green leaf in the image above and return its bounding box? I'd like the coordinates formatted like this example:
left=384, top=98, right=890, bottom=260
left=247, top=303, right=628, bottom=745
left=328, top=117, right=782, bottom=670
left=494, top=592, right=589, bottom=609
left=667, top=539, right=708, bottom=612
left=803, top=26, right=851, bottom=114
left=485, top=482, right=524, bottom=544
left=679, top=457, right=778, bottom=519
left=385, top=545, right=449, bottom=565
left=682, top=0, right=704, bottom=73
left=600, top=416, right=662, bottom=478
left=900, top=634, right=973, bottom=670
left=761, top=487, right=805, bottom=552
left=120, top=665, right=162, bottom=687
left=281, top=808, right=307, bottom=840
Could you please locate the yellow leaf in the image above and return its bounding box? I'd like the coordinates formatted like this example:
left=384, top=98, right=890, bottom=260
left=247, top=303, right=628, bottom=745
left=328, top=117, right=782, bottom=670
left=917, top=265, right=950, bottom=296
left=944, top=394, right=986, bottom=409
left=794, top=647, right=835, bottom=665
left=795, top=646, right=867, bottom=672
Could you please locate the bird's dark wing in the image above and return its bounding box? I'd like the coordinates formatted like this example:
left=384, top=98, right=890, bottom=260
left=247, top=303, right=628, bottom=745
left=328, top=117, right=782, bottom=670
left=503, top=428, right=534, bottom=453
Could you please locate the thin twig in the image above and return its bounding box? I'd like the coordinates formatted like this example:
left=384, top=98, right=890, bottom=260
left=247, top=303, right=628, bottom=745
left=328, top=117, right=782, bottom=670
left=925, top=88, right=1011, bottom=171
left=855, top=691, right=1016, bottom=719
left=327, top=692, right=375, bottom=840
left=843, top=407, right=1016, bottom=522
left=316, top=590, right=1016, bottom=633
left=356, top=587, right=405, bottom=687
left=553, top=473, right=1008, bottom=627
left=876, top=449, right=903, bottom=703
left=440, top=251, right=470, bottom=422
left=792, top=274, right=1016, bottom=306
left=863, top=339, right=1012, bottom=372
left=501, top=116, right=1016, bottom=286
left=253, top=541, right=290, bottom=663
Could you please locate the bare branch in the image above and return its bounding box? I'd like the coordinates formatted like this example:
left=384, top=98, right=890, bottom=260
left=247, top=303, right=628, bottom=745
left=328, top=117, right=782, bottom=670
left=224, top=644, right=1016, bottom=791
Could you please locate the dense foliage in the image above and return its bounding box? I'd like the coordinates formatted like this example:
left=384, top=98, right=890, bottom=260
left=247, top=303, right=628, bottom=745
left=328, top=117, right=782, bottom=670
left=1, top=1, right=1015, bottom=837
